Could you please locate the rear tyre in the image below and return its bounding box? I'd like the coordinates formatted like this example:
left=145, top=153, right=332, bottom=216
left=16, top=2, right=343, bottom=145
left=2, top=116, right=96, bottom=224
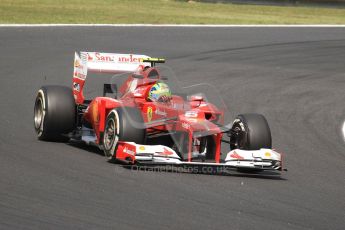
left=103, top=107, right=146, bottom=160
left=230, top=113, right=272, bottom=150
left=34, top=85, right=76, bottom=141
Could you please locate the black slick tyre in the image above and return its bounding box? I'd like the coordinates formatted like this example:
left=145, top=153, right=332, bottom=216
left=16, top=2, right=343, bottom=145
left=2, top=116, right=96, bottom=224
left=34, top=85, right=76, bottom=141
left=230, top=113, right=272, bottom=150
left=103, top=107, right=146, bottom=160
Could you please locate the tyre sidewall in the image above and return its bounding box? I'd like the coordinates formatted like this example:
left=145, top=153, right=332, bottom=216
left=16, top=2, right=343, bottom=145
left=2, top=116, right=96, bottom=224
left=103, top=107, right=146, bottom=159
left=103, top=110, right=120, bottom=159
left=35, top=85, right=76, bottom=141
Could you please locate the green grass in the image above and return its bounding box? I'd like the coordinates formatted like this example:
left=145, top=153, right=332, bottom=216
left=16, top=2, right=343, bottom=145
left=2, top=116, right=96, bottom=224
left=1, top=0, right=345, bottom=24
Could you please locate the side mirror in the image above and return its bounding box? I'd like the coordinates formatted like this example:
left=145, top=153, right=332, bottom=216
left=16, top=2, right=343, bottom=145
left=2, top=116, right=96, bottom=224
left=188, top=95, right=204, bottom=102
left=133, top=93, right=144, bottom=98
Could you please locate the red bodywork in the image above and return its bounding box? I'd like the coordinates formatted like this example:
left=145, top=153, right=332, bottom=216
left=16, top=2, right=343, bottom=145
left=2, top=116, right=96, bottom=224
left=75, top=67, right=224, bottom=163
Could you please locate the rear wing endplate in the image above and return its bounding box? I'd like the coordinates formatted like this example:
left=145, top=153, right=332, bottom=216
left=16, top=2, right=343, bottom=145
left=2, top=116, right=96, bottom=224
left=72, top=51, right=152, bottom=104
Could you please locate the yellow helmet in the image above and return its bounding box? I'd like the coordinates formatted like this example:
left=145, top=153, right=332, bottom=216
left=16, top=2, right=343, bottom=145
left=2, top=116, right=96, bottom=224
left=148, top=82, right=171, bottom=102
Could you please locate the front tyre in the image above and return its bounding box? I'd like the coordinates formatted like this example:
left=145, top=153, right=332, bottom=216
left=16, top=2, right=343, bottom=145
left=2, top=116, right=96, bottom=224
left=103, top=107, right=146, bottom=160
left=230, top=113, right=272, bottom=150
left=34, top=85, right=76, bottom=141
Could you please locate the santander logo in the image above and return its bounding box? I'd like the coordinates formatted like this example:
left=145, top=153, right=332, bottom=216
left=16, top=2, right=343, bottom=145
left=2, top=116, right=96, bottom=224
left=161, top=147, right=174, bottom=155
left=118, top=54, right=143, bottom=63
left=87, top=53, right=144, bottom=63
left=94, top=52, right=114, bottom=62
left=230, top=151, right=244, bottom=160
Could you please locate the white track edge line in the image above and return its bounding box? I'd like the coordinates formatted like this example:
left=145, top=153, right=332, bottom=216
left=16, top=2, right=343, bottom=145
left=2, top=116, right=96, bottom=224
left=342, top=121, right=345, bottom=142
left=0, top=24, right=345, bottom=27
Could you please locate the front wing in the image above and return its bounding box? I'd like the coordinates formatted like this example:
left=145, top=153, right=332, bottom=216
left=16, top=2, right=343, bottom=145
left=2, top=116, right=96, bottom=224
left=115, top=142, right=284, bottom=173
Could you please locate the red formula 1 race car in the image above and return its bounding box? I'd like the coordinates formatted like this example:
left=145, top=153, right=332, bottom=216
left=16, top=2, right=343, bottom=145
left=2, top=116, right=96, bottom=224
left=34, top=52, right=285, bottom=174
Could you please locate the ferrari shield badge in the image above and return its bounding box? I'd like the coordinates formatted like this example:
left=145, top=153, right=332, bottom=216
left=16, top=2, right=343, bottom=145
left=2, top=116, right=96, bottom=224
left=147, top=106, right=153, bottom=122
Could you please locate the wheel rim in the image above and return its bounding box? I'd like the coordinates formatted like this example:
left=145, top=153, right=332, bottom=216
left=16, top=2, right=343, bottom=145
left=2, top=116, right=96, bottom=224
left=104, top=117, right=118, bottom=157
left=34, top=97, right=44, bottom=134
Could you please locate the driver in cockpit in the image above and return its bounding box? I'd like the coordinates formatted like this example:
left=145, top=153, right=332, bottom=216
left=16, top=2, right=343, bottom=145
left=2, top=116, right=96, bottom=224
left=147, top=82, right=172, bottom=103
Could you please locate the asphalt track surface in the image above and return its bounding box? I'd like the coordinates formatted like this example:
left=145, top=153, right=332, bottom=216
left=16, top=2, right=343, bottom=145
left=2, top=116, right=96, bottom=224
left=0, top=27, right=345, bottom=230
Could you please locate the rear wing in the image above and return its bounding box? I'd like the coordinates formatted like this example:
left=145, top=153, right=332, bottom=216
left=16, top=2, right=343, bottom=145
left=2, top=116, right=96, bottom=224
left=73, top=52, right=152, bottom=104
